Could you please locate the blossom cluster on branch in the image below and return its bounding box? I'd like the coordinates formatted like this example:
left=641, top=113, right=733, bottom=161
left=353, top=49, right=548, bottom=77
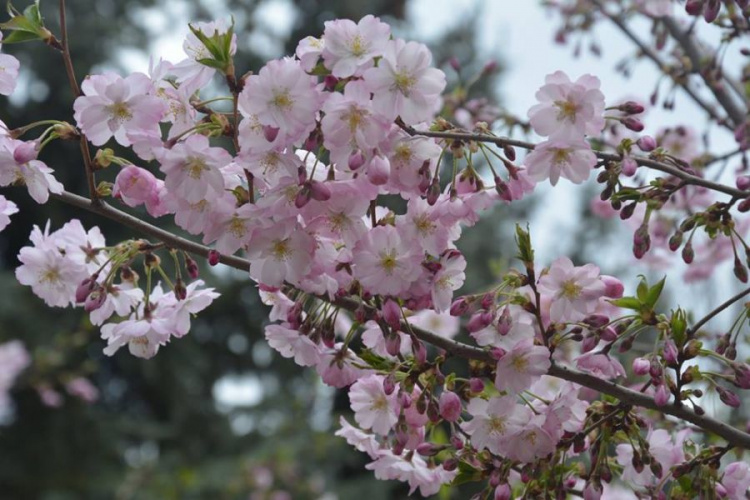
left=1, top=0, right=750, bottom=498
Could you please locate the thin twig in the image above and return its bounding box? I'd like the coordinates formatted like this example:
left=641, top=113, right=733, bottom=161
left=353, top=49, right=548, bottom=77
left=58, top=0, right=98, bottom=204
left=688, top=286, right=750, bottom=337
left=590, top=0, right=730, bottom=129
left=398, top=124, right=749, bottom=198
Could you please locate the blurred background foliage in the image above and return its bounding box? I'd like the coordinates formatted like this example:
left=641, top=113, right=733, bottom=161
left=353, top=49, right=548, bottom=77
left=0, top=0, right=544, bottom=498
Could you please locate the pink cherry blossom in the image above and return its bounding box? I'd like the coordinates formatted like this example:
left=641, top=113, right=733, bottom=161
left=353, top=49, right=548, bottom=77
left=0, top=194, right=18, bottom=232
left=576, top=351, right=626, bottom=379
left=322, top=16, right=390, bottom=78
left=494, top=338, right=551, bottom=394
left=240, top=57, right=323, bottom=141
left=538, top=256, right=606, bottom=323
left=0, top=138, right=64, bottom=204
left=158, top=134, right=231, bottom=204
left=524, top=139, right=597, bottom=186
left=247, top=220, right=316, bottom=287
left=365, top=449, right=457, bottom=496
left=721, top=462, right=750, bottom=500
left=363, top=39, right=446, bottom=125
left=352, top=225, right=423, bottom=296
left=460, top=396, right=523, bottom=455
left=349, top=374, right=400, bottom=435
left=73, top=72, right=165, bottom=147
left=113, top=165, right=159, bottom=208
left=0, top=32, right=19, bottom=96
left=528, top=71, right=605, bottom=140
left=316, top=343, right=370, bottom=388
left=265, top=323, right=320, bottom=367
left=295, top=35, right=324, bottom=72
left=335, top=416, right=380, bottom=458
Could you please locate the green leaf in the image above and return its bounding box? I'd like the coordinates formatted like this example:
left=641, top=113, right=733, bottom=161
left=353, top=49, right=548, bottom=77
left=671, top=307, right=687, bottom=346
left=452, top=461, right=482, bottom=486
left=636, top=275, right=648, bottom=303
left=0, top=28, right=40, bottom=43
left=645, top=276, right=666, bottom=309
left=609, top=297, right=642, bottom=311
left=0, top=0, right=48, bottom=44
left=514, top=223, right=534, bottom=265
left=195, top=57, right=228, bottom=70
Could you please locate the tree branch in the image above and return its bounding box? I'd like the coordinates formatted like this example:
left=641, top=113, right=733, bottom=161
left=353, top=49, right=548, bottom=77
left=688, top=286, right=750, bottom=336
left=48, top=189, right=750, bottom=450
left=398, top=124, right=749, bottom=198
left=661, top=16, right=747, bottom=127
left=590, top=0, right=731, bottom=129
left=58, top=0, right=98, bottom=204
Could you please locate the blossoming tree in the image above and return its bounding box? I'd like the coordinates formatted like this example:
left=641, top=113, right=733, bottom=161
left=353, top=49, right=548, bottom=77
left=1, top=0, right=750, bottom=498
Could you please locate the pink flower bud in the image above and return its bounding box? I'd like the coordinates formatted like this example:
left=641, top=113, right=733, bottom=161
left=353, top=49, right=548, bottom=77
left=703, top=0, right=721, bottom=22
left=467, top=311, right=492, bottom=333
left=208, top=250, right=221, bottom=266
left=736, top=175, right=750, bottom=191
left=621, top=157, right=638, bottom=176
left=382, top=298, right=401, bottom=330
left=496, top=307, right=512, bottom=335
left=654, top=384, right=670, bottom=406
left=411, top=339, right=427, bottom=365
left=584, top=314, right=609, bottom=328
left=600, top=326, right=618, bottom=341
left=439, top=391, right=462, bottom=422
left=621, top=117, right=644, bottom=132
left=383, top=373, right=396, bottom=395
left=494, top=484, right=511, bottom=500
left=637, top=135, right=657, bottom=152
left=490, top=347, right=507, bottom=360
left=633, top=357, right=650, bottom=375
left=427, top=178, right=440, bottom=206
left=450, top=298, right=469, bottom=316
left=663, top=340, right=679, bottom=365
left=114, top=166, right=158, bottom=208
left=416, top=442, right=439, bottom=456
left=469, top=377, right=484, bottom=393
left=734, top=363, right=750, bottom=389
left=84, top=288, right=107, bottom=312
left=294, top=185, right=312, bottom=208
left=685, top=0, right=705, bottom=16
left=348, top=150, right=365, bottom=170
left=263, top=125, right=280, bottom=142
left=13, top=140, right=38, bottom=164
left=582, top=334, right=598, bottom=353
left=309, top=180, right=331, bottom=201
left=601, top=275, right=624, bottom=298
left=448, top=56, right=461, bottom=73
left=185, top=255, right=200, bottom=279
left=75, top=276, right=98, bottom=303
left=717, top=386, right=741, bottom=408
left=618, top=101, right=645, bottom=115
left=367, top=154, right=390, bottom=185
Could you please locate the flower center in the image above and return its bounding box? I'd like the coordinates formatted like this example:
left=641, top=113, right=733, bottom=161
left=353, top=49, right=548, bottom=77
left=394, top=144, right=413, bottom=166
left=344, top=106, right=368, bottom=133
left=555, top=99, right=579, bottom=123
left=350, top=35, right=366, bottom=57
left=272, top=90, right=293, bottom=110
left=413, top=214, right=435, bottom=236
left=488, top=416, right=506, bottom=434
left=560, top=279, right=582, bottom=299
left=40, top=268, right=61, bottom=284
left=552, top=148, right=571, bottom=166
left=107, top=102, right=132, bottom=123
left=371, top=394, right=389, bottom=411
left=379, top=250, right=398, bottom=274
left=272, top=238, right=292, bottom=260
left=510, top=353, right=528, bottom=372
left=228, top=217, right=246, bottom=237
left=393, top=71, right=416, bottom=96
left=184, top=156, right=209, bottom=179
left=328, top=212, right=350, bottom=232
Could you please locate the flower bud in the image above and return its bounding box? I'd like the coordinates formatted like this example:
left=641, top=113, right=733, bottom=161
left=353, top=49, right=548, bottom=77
left=685, top=0, right=705, bottom=15
left=618, top=101, right=645, bottom=115
left=496, top=307, right=512, bottom=335
left=348, top=150, right=365, bottom=170
left=263, top=125, right=280, bottom=142
left=621, top=157, right=638, bottom=176
left=185, top=255, right=200, bottom=279
left=494, top=484, right=511, bottom=500
left=442, top=458, right=458, bottom=471
left=633, top=224, right=651, bottom=259
left=682, top=242, right=694, bottom=264
left=427, top=178, right=441, bottom=206
left=208, top=250, right=221, bottom=266
left=416, top=442, right=439, bottom=457
left=385, top=331, right=402, bottom=357
left=294, top=185, right=312, bottom=208
left=621, top=117, right=644, bottom=132
left=309, top=180, right=331, bottom=201
left=736, top=175, right=750, bottom=191
left=734, top=257, right=748, bottom=283
left=367, top=154, right=390, bottom=185
left=75, top=276, right=98, bottom=303
left=717, top=386, right=741, bottom=408
left=637, top=135, right=657, bottom=152
left=383, top=373, right=397, bottom=395
left=632, top=357, right=650, bottom=375
left=439, top=391, right=462, bottom=422
left=733, top=363, right=750, bottom=389
left=662, top=340, right=678, bottom=365
left=13, top=140, right=38, bottom=164
left=600, top=326, right=618, bottom=341
left=382, top=298, right=401, bottom=330
left=584, top=314, right=609, bottom=328
left=84, top=288, right=107, bottom=312
left=174, top=278, right=187, bottom=301
left=601, top=275, right=624, bottom=298
left=450, top=298, right=469, bottom=316
left=467, top=311, right=493, bottom=333
left=469, top=377, right=484, bottom=393
left=654, top=384, right=670, bottom=406
left=411, top=339, right=427, bottom=365
left=668, top=231, right=683, bottom=251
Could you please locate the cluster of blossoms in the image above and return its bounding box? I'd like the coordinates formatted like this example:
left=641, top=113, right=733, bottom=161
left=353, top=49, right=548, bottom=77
left=1, top=3, right=750, bottom=498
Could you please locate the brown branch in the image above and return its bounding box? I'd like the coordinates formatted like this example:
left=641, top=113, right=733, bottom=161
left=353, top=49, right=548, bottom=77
left=58, top=0, right=98, bottom=204
left=590, top=0, right=730, bottom=129
left=398, top=124, right=749, bottom=198
left=49, top=190, right=750, bottom=449
left=661, top=17, right=747, bottom=127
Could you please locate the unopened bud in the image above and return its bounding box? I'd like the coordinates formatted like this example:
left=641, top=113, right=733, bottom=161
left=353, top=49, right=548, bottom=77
left=263, top=125, right=280, bottom=142
left=621, top=117, right=644, bottom=132
left=637, top=135, right=657, bottom=152
left=439, top=391, right=462, bottom=422
left=208, top=250, right=221, bottom=266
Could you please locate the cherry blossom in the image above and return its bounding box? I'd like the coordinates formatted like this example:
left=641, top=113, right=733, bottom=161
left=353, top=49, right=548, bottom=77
left=321, top=15, right=390, bottom=78
left=349, top=374, right=400, bottom=435
left=524, top=139, right=597, bottom=186
left=538, top=256, right=606, bottom=323
left=0, top=32, right=19, bottom=96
